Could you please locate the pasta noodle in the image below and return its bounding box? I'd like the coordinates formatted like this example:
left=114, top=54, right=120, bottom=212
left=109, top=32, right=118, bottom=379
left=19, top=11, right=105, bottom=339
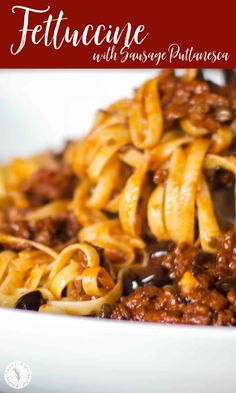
left=1, top=69, right=236, bottom=324
left=164, top=147, right=186, bottom=243
left=178, top=139, right=210, bottom=244
left=197, top=176, right=222, bottom=253
left=129, top=77, right=163, bottom=148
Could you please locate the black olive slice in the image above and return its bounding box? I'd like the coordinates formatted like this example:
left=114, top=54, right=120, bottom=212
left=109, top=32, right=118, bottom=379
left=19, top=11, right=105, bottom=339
left=15, top=291, right=46, bottom=311
left=137, top=265, right=170, bottom=287
left=146, top=241, right=175, bottom=266
left=122, top=270, right=139, bottom=296
left=215, top=278, right=236, bottom=293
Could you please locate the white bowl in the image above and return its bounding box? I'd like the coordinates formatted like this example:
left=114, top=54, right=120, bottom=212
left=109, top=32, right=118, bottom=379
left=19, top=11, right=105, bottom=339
left=0, top=70, right=235, bottom=393
left=1, top=308, right=236, bottom=393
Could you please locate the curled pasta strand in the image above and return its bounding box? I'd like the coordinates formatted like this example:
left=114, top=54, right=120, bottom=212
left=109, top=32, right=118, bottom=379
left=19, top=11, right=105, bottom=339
left=204, top=154, right=236, bottom=175
left=0, top=270, right=25, bottom=295
left=79, top=220, right=144, bottom=268
left=73, top=181, right=107, bottom=226
left=26, top=200, right=71, bottom=221
left=90, top=111, right=128, bottom=138
left=210, top=126, right=233, bottom=154
left=0, top=234, right=58, bottom=259
left=197, top=176, right=222, bottom=253
left=36, top=288, right=55, bottom=301
left=87, top=157, right=121, bottom=210
left=119, top=159, right=148, bottom=237
left=129, top=78, right=163, bottom=149
left=147, top=183, right=169, bottom=241
left=0, top=292, right=19, bottom=308
left=78, top=121, right=130, bottom=177
left=164, top=147, right=186, bottom=243
left=48, top=270, right=123, bottom=316
left=9, top=251, right=52, bottom=276
left=160, top=130, right=183, bottom=143
left=48, top=242, right=100, bottom=286
left=87, top=125, right=130, bottom=182
left=107, top=98, right=132, bottom=115
left=51, top=261, right=81, bottom=299
left=178, top=139, right=210, bottom=245
left=148, top=136, right=192, bottom=170
left=11, top=253, right=40, bottom=273
left=39, top=304, right=68, bottom=314
left=0, top=251, right=17, bottom=281
left=82, top=266, right=115, bottom=297
left=70, top=117, right=126, bottom=178
left=25, top=265, right=45, bottom=291
left=104, top=192, right=122, bottom=213
left=119, top=147, right=144, bottom=169
left=180, top=118, right=210, bottom=136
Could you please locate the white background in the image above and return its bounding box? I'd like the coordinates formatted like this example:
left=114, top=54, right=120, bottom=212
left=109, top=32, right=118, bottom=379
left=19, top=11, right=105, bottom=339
left=0, top=70, right=159, bottom=162
left=0, top=69, right=224, bottom=162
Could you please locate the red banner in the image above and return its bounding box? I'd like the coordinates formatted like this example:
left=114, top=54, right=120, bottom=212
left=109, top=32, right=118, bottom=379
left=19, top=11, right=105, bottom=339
left=0, top=0, right=235, bottom=68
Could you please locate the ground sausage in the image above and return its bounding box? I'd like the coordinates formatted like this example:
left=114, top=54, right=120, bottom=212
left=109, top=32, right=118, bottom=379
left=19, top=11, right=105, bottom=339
left=22, top=166, right=77, bottom=207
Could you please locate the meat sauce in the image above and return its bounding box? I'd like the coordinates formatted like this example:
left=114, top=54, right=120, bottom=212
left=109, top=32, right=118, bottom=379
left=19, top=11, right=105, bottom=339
left=112, top=233, right=236, bottom=326
left=7, top=165, right=80, bottom=247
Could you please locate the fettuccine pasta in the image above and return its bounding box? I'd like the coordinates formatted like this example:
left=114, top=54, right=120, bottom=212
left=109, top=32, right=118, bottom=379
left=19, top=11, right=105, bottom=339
left=1, top=69, right=236, bottom=326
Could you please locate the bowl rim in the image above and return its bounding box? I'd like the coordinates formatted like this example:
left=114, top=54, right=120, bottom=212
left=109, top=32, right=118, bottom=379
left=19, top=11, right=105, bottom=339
left=1, top=306, right=236, bottom=336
